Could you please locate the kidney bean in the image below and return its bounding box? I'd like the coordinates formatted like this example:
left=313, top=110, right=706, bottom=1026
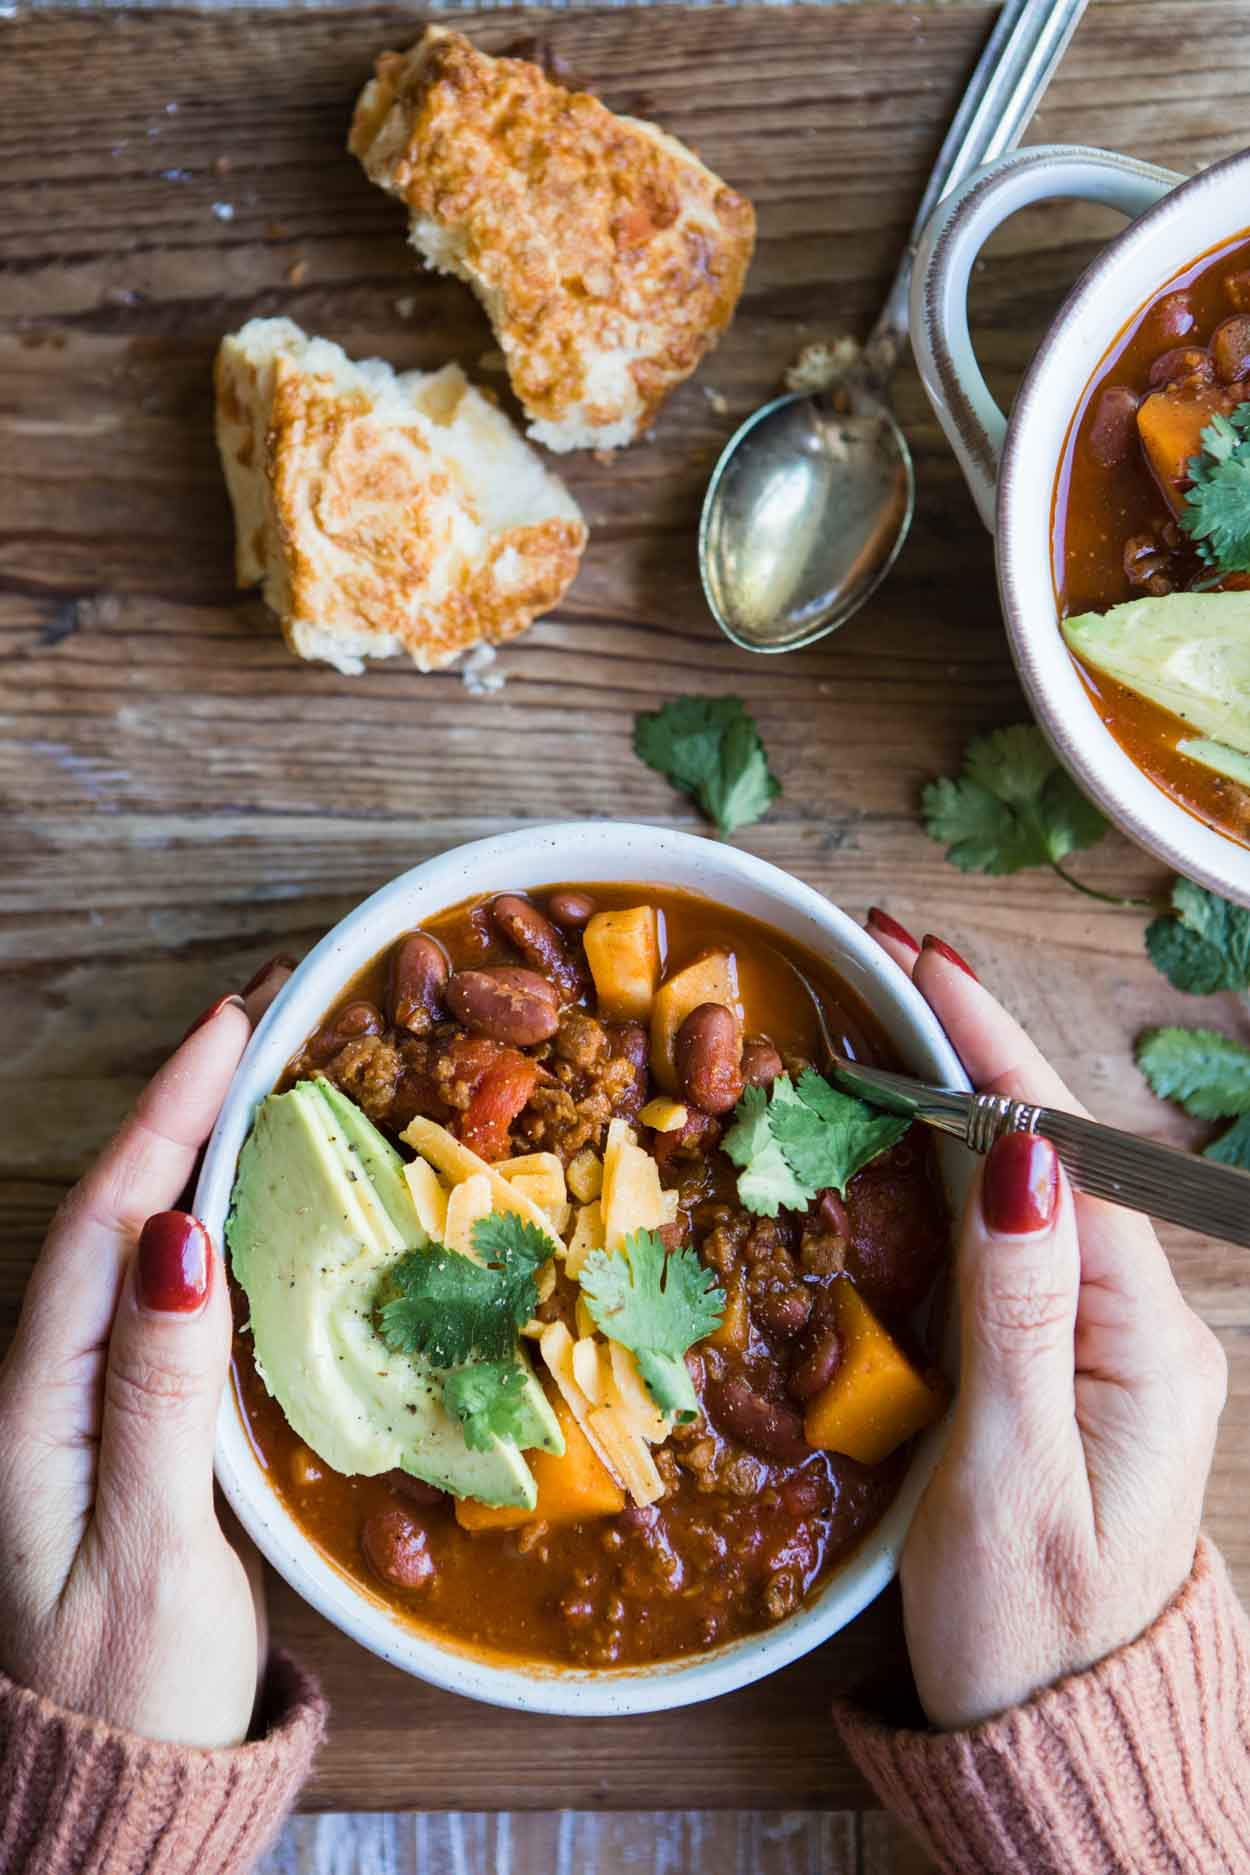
left=1085, top=384, right=1141, bottom=466
left=491, top=895, right=581, bottom=1000
left=387, top=932, right=449, bottom=1033
left=384, top=1470, right=449, bottom=1509
left=1146, top=346, right=1213, bottom=391
left=789, top=1316, right=843, bottom=1402
left=1143, top=290, right=1195, bottom=349
left=756, top=1286, right=813, bottom=1338
left=741, top=1035, right=784, bottom=1089
left=706, top=1376, right=811, bottom=1464
left=817, top=1189, right=850, bottom=1236
left=675, top=1003, right=743, bottom=1115
left=445, top=967, right=559, bottom=1046
left=361, top=1507, right=436, bottom=1591
left=305, top=1000, right=383, bottom=1065
left=547, top=889, right=597, bottom=929
left=1211, top=314, right=1250, bottom=385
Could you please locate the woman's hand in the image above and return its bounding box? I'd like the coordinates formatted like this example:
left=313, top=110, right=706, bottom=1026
left=0, top=962, right=291, bottom=1750
left=866, top=914, right=1229, bottom=1732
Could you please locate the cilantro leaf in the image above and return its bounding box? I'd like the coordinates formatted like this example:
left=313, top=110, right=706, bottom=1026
left=723, top=1071, right=909, bottom=1215
left=441, top=1363, right=532, bottom=1452
left=1181, top=403, right=1250, bottom=573
left=579, top=1229, right=724, bottom=1422
left=471, top=1211, right=556, bottom=1268
left=1205, top=1112, right=1250, bottom=1170
left=770, top=1070, right=911, bottom=1198
left=1144, top=877, right=1250, bottom=994
left=633, top=695, right=781, bottom=838
left=376, top=1210, right=549, bottom=1367
left=922, top=725, right=1107, bottom=876
left=720, top=1082, right=812, bottom=1216
left=1136, top=1026, right=1250, bottom=1119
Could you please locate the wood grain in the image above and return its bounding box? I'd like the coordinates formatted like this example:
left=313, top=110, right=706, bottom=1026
left=3, top=0, right=1250, bottom=1819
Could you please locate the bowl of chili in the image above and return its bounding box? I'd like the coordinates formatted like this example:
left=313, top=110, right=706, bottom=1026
left=912, top=140, right=1250, bottom=905
left=197, top=822, right=969, bottom=1714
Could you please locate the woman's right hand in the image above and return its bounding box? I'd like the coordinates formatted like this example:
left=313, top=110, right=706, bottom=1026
left=866, top=915, right=1229, bottom=1732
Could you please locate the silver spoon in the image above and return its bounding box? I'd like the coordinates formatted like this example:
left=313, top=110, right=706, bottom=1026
left=699, top=0, right=1091, bottom=653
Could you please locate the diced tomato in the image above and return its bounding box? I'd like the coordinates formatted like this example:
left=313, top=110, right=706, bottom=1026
left=459, top=1053, right=539, bottom=1161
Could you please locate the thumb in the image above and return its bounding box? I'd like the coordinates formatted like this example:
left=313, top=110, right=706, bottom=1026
left=96, top=1211, right=230, bottom=1546
left=955, top=1136, right=1080, bottom=1460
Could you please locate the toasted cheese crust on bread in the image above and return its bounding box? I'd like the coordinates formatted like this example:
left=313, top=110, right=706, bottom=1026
left=214, top=318, right=586, bottom=675
left=349, top=28, right=755, bottom=452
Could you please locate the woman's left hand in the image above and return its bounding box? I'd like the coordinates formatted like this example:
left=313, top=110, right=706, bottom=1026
left=0, top=963, right=290, bottom=1749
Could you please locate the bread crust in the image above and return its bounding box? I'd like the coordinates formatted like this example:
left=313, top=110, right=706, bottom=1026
left=350, top=28, right=756, bottom=451
left=214, top=318, right=586, bottom=675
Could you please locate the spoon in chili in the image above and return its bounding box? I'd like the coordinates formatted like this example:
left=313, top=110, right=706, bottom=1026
left=699, top=0, right=1090, bottom=653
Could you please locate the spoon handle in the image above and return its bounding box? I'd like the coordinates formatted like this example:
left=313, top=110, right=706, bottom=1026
left=867, top=0, right=1090, bottom=372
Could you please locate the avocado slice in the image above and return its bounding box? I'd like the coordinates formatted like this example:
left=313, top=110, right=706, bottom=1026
left=315, top=1076, right=431, bottom=1248
left=228, top=1081, right=559, bottom=1507
left=1179, top=736, right=1250, bottom=788
left=1062, top=592, right=1250, bottom=758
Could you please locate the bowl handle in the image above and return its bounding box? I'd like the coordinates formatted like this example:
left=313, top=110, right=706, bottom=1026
left=909, top=144, right=1182, bottom=530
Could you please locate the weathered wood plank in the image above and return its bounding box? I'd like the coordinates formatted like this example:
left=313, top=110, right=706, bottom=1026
left=255, top=1809, right=862, bottom=1875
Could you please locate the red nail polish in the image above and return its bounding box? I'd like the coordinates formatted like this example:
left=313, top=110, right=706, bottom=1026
left=181, top=993, right=245, bottom=1044
left=137, top=1211, right=212, bottom=1313
left=921, top=935, right=979, bottom=981
left=867, top=907, right=921, bottom=953
left=982, top=1136, right=1058, bottom=1237
left=241, top=953, right=298, bottom=999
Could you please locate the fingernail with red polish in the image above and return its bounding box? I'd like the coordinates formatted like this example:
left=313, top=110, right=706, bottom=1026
left=241, top=953, right=298, bottom=999
left=867, top=907, right=921, bottom=954
left=181, top=993, right=245, bottom=1044
left=137, top=1211, right=212, bottom=1314
left=921, top=935, right=979, bottom=981
left=982, top=1136, right=1058, bottom=1237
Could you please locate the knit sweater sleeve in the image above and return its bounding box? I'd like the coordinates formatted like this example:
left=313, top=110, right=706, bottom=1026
left=0, top=1650, right=326, bottom=1875
left=833, top=1538, right=1250, bottom=1875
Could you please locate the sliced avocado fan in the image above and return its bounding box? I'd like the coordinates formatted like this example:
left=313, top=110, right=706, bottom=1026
left=1062, top=591, right=1250, bottom=759
left=227, top=1079, right=561, bottom=1509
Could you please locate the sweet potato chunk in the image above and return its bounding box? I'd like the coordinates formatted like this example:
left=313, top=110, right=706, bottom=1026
left=1137, top=385, right=1231, bottom=513
left=583, top=906, right=662, bottom=1020
left=803, top=1282, right=944, bottom=1464
left=455, top=1390, right=624, bottom=1530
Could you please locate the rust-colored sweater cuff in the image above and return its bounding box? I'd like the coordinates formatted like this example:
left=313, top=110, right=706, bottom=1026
left=834, top=1538, right=1250, bottom=1875
left=0, top=1650, right=326, bottom=1875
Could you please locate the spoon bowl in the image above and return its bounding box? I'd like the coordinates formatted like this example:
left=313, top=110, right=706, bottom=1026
left=699, top=383, right=915, bottom=653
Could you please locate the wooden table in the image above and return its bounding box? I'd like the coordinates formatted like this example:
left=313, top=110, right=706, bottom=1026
left=3, top=0, right=1249, bottom=1825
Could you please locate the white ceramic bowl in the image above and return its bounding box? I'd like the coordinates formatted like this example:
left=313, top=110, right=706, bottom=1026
left=197, top=822, right=970, bottom=1715
left=912, top=142, right=1250, bottom=907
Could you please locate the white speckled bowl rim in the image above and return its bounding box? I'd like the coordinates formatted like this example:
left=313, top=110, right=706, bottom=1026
left=997, top=144, right=1250, bottom=907
left=198, top=822, right=971, bottom=1716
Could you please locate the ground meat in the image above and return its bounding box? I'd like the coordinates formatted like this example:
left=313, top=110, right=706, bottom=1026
left=799, top=1219, right=847, bottom=1277
left=554, top=1007, right=610, bottom=1071
left=652, top=1107, right=720, bottom=1170
left=697, top=1205, right=751, bottom=1277
left=323, top=1035, right=403, bottom=1125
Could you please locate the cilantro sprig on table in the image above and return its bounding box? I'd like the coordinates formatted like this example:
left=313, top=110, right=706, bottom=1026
left=926, top=726, right=1250, bottom=1173
left=579, top=1229, right=724, bottom=1423
left=376, top=1212, right=551, bottom=1446
left=722, top=1070, right=910, bottom=1219
left=633, top=695, right=780, bottom=838
left=921, top=725, right=1122, bottom=902
left=1180, top=402, right=1250, bottom=575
